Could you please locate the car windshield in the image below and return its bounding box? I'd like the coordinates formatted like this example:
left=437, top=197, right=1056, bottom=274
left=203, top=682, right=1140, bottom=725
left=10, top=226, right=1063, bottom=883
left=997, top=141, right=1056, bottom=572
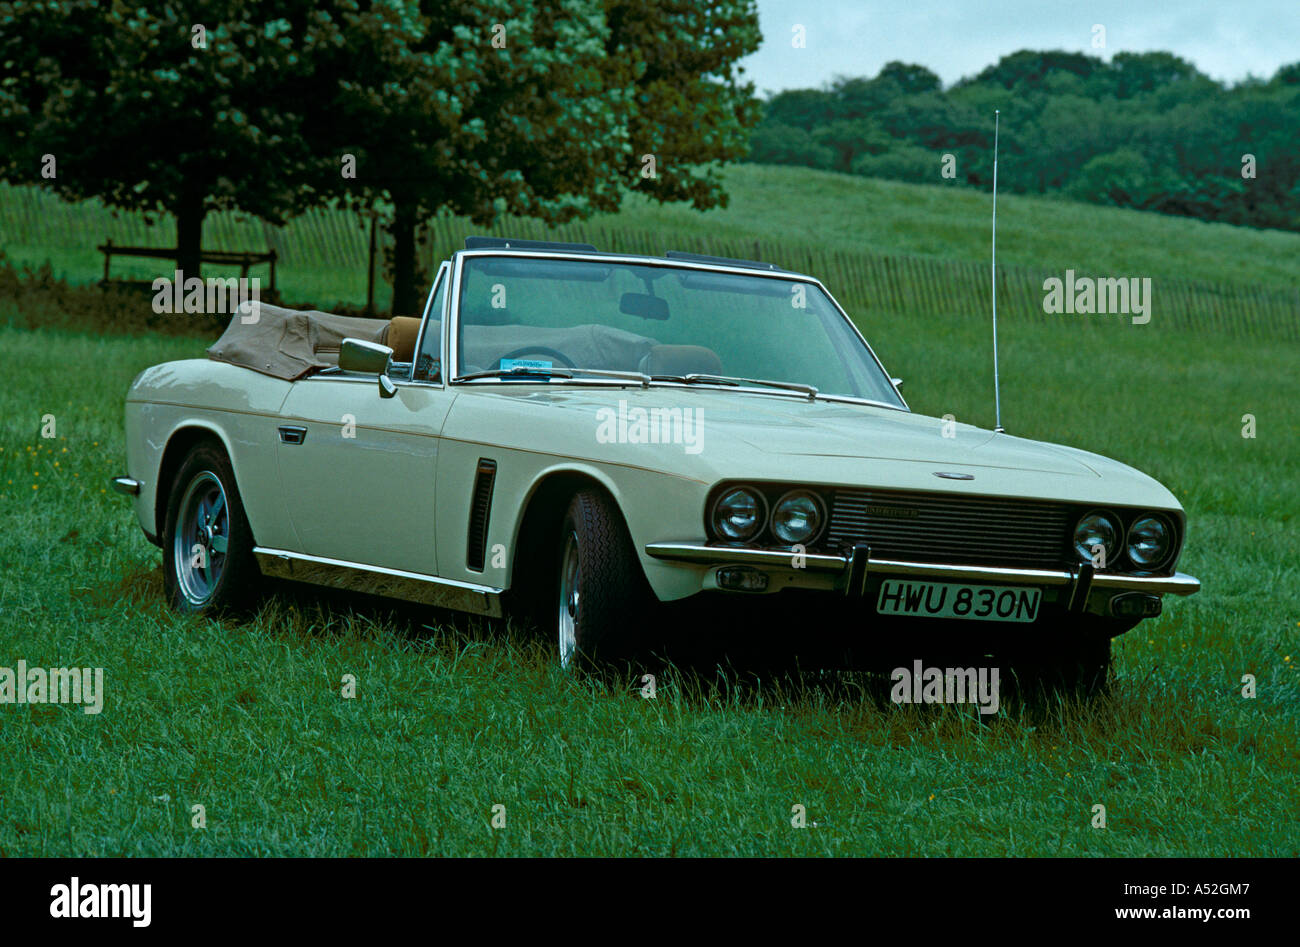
left=453, top=255, right=905, bottom=406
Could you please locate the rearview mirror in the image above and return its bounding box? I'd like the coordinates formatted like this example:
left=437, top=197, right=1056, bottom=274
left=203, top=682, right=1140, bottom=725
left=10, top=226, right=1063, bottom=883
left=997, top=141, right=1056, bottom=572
left=339, top=338, right=397, bottom=398
left=620, top=292, right=669, bottom=320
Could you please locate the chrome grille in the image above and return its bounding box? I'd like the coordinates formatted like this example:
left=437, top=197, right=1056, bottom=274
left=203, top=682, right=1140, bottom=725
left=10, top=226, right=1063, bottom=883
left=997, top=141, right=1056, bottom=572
left=823, top=489, right=1073, bottom=568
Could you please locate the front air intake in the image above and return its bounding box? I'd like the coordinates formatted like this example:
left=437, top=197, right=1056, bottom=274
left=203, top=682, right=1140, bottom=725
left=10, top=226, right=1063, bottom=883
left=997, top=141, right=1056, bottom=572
left=466, top=459, right=498, bottom=571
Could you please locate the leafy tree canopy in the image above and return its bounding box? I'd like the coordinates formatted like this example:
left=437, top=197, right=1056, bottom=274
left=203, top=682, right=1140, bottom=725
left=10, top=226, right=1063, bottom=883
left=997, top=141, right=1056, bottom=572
left=0, top=0, right=761, bottom=313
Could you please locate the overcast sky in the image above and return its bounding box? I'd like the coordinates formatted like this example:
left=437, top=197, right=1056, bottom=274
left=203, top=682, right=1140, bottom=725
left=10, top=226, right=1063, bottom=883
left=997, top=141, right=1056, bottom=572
left=738, top=0, right=1300, bottom=93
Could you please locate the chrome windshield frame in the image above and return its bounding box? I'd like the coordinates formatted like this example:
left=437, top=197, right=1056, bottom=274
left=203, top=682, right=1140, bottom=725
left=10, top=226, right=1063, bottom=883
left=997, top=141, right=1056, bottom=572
left=409, top=260, right=451, bottom=388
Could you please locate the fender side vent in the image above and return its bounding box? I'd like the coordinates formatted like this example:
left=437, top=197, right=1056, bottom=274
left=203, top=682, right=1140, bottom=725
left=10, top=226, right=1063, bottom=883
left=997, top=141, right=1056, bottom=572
left=466, top=459, right=498, bottom=571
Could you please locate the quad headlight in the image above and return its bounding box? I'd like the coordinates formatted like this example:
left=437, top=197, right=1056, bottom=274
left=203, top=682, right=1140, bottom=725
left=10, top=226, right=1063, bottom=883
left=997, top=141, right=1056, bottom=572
left=710, top=487, right=766, bottom=542
left=1073, top=510, right=1119, bottom=566
left=771, top=490, right=825, bottom=545
left=1127, top=514, right=1172, bottom=569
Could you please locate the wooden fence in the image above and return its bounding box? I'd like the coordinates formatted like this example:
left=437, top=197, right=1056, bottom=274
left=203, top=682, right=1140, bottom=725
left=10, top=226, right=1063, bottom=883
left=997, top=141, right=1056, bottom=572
left=2, top=184, right=1295, bottom=340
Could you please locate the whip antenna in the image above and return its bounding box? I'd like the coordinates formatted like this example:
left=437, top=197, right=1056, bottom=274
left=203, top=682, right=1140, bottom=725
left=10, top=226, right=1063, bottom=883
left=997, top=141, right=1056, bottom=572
left=991, top=109, right=1005, bottom=434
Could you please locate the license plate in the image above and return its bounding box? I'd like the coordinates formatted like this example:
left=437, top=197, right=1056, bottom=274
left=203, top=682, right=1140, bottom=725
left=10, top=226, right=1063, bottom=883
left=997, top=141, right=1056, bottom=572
left=876, top=580, right=1041, bottom=622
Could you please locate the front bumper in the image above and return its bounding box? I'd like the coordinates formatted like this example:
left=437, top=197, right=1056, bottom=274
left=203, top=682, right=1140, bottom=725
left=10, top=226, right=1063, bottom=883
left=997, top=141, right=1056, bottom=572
left=645, top=542, right=1200, bottom=618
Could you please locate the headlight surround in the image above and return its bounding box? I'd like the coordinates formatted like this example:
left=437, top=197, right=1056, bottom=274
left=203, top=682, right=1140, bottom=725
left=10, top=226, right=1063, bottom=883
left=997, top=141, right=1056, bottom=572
left=771, top=490, right=825, bottom=545
left=710, top=487, right=767, bottom=542
left=1073, top=510, right=1119, bottom=566
left=1126, top=514, right=1173, bottom=569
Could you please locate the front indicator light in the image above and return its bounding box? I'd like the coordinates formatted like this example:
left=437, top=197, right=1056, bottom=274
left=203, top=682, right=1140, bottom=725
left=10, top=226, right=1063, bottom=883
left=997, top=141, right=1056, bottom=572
left=716, top=567, right=769, bottom=592
left=1109, top=593, right=1162, bottom=618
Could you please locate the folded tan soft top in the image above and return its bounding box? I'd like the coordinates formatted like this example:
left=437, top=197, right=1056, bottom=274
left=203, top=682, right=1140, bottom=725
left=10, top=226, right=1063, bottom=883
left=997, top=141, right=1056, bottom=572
left=207, top=303, right=389, bottom=381
left=207, top=303, right=666, bottom=380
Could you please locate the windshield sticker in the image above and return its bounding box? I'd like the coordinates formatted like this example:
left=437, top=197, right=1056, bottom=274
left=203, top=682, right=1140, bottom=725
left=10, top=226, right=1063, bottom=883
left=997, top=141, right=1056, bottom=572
left=499, top=358, right=553, bottom=371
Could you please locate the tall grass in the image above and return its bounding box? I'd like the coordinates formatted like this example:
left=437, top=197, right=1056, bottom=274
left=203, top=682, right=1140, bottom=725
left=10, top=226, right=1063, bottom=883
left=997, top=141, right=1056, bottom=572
left=0, top=305, right=1294, bottom=856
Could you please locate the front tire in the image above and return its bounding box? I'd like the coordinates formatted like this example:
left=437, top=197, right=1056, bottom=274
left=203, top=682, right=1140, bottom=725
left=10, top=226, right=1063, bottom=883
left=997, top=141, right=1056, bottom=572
left=1049, top=634, right=1112, bottom=696
left=162, top=441, right=261, bottom=614
left=555, top=489, right=648, bottom=669
left=1016, top=629, right=1113, bottom=699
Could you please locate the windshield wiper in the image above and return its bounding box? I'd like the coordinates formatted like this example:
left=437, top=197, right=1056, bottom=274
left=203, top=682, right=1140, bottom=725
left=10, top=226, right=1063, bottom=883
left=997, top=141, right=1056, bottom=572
left=651, top=373, right=819, bottom=401
left=454, top=366, right=574, bottom=382
left=568, top=367, right=650, bottom=387
left=454, top=366, right=650, bottom=386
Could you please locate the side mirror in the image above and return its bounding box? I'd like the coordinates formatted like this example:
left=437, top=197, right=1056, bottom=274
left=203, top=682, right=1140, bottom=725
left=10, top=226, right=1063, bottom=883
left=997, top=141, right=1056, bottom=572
left=890, top=377, right=903, bottom=389
left=339, top=338, right=397, bottom=398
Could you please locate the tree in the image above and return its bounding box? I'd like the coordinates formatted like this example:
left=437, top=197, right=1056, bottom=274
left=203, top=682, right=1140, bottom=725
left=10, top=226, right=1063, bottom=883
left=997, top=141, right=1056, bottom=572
left=310, top=0, right=761, bottom=314
left=1, top=0, right=761, bottom=315
left=960, top=49, right=1102, bottom=91
left=829, top=75, right=899, bottom=120
left=0, top=0, right=337, bottom=281
left=851, top=144, right=938, bottom=184
left=1273, top=62, right=1300, bottom=86
left=812, top=119, right=891, bottom=173
left=764, top=88, right=837, bottom=131
left=876, top=61, right=941, bottom=96
left=748, top=123, right=834, bottom=169
left=1108, top=51, right=1204, bottom=99
left=1069, top=148, right=1154, bottom=207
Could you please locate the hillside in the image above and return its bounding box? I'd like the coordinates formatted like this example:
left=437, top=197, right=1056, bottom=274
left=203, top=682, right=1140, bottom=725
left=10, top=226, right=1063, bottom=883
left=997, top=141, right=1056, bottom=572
left=2, top=165, right=1297, bottom=310
left=611, top=165, right=1300, bottom=289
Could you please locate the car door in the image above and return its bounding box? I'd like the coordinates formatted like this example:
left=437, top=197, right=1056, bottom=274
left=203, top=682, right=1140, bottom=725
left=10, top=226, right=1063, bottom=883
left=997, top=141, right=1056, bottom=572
left=274, top=267, right=452, bottom=575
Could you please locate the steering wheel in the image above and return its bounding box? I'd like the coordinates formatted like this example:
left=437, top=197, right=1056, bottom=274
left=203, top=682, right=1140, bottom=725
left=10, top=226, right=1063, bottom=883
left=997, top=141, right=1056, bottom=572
left=497, top=346, right=578, bottom=369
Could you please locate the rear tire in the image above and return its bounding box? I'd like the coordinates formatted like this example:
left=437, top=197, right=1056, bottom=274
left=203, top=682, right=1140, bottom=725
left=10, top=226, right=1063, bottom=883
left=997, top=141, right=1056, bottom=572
left=162, top=441, right=261, bottom=615
left=554, top=489, right=648, bottom=669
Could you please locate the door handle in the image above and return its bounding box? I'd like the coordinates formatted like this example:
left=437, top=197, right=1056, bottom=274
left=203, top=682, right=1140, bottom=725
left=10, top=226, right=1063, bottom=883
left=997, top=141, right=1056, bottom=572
left=278, top=425, right=307, bottom=445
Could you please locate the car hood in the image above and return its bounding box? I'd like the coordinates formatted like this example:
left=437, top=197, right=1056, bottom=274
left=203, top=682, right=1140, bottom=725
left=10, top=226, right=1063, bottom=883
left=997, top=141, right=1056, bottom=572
left=444, top=385, right=1182, bottom=510
left=729, top=402, right=1082, bottom=473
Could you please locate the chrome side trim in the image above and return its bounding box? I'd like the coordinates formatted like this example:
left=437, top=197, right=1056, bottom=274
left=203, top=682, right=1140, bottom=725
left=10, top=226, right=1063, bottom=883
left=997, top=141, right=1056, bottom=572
left=647, top=542, right=847, bottom=572
left=111, top=476, right=141, bottom=496
left=253, top=547, right=504, bottom=617
left=643, top=542, right=1201, bottom=596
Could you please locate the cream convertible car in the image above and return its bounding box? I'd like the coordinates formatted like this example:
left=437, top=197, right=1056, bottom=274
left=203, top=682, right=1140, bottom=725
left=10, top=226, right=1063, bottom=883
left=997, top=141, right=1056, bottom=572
left=113, top=238, right=1199, bottom=685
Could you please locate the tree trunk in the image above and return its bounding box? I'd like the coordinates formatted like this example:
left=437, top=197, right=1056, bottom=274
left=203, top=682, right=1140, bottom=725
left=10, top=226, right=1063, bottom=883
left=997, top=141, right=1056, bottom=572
left=175, top=192, right=206, bottom=284
left=390, top=198, right=420, bottom=316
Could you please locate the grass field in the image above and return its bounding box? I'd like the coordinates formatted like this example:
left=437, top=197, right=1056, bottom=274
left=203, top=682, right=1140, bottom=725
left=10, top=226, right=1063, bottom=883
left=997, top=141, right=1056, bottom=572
left=0, top=167, right=1297, bottom=856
